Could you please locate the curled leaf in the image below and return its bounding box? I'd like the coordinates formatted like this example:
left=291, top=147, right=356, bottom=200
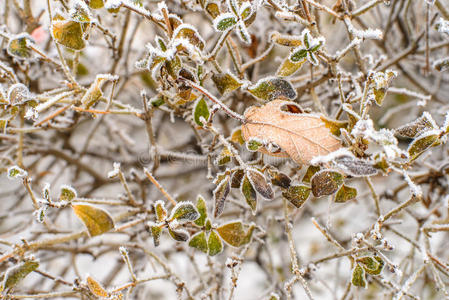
left=408, top=131, right=440, bottom=161
left=214, top=177, right=230, bottom=217
left=242, top=100, right=342, bottom=165
left=311, top=170, right=344, bottom=197
left=241, top=175, right=257, bottom=212
left=268, top=170, right=291, bottom=189
left=155, top=200, right=168, bottom=223
left=248, top=77, right=296, bottom=101
left=247, top=169, right=274, bottom=200
left=2, top=260, right=39, bottom=290
left=52, top=20, right=86, bottom=50
left=87, top=276, right=109, bottom=297
left=150, top=225, right=162, bottom=247
left=168, top=228, right=190, bottom=242
left=72, top=204, right=115, bottom=237
left=357, top=256, right=384, bottom=276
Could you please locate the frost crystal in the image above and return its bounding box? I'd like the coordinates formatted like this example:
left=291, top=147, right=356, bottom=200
left=105, top=0, right=122, bottom=9
left=436, top=18, right=449, bottom=35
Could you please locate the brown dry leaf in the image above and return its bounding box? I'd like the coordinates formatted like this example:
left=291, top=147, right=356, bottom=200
left=241, top=100, right=341, bottom=165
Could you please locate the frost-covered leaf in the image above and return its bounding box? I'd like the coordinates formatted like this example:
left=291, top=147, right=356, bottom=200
left=214, top=177, right=230, bottom=217
left=216, top=147, right=233, bottom=166
left=208, top=230, right=223, bottom=256
left=213, top=13, right=237, bottom=31
left=89, top=0, right=105, bottom=9
left=289, top=48, right=308, bottom=62
left=7, top=34, right=33, bottom=59
left=320, top=116, right=348, bottom=136
left=302, top=165, right=320, bottom=183
left=434, top=57, right=449, bottom=72
left=193, top=97, right=210, bottom=126
left=246, top=138, right=263, bottom=152
left=168, top=228, right=189, bottom=241
left=59, top=185, right=77, bottom=201
left=247, top=169, right=274, bottom=200
left=7, top=166, right=28, bottom=179
left=237, top=21, right=251, bottom=44
left=216, top=221, right=253, bottom=247
left=195, top=196, right=207, bottom=227
left=155, top=200, right=168, bottom=222
left=169, top=202, right=199, bottom=223
left=351, top=264, right=367, bottom=288
left=408, top=131, right=440, bottom=161
left=334, top=156, right=378, bottom=177
left=70, top=1, right=92, bottom=23
left=52, top=20, right=86, bottom=50
left=335, top=185, right=357, bottom=203
left=277, top=57, right=305, bottom=77
left=189, top=231, right=208, bottom=253
left=72, top=204, right=115, bottom=237
left=241, top=175, right=257, bottom=212
left=395, top=112, right=437, bottom=138
left=173, top=24, right=205, bottom=50
left=271, top=31, right=302, bottom=47
left=87, top=276, right=108, bottom=297
left=80, top=74, right=111, bottom=109
left=311, top=170, right=344, bottom=197
left=371, top=70, right=397, bottom=105
left=242, top=100, right=342, bottom=165
left=2, top=260, right=39, bottom=290
left=282, top=185, right=310, bottom=208
left=357, top=256, right=384, bottom=276
left=206, top=2, right=220, bottom=18
left=231, top=128, right=245, bottom=145
left=248, top=77, right=297, bottom=101
left=150, top=225, right=162, bottom=246
left=212, top=72, right=242, bottom=94
left=268, top=170, right=291, bottom=189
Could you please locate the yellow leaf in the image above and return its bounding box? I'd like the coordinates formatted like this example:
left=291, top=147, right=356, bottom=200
left=72, top=204, right=114, bottom=237
left=241, top=100, right=342, bottom=165
left=87, top=276, right=109, bottom=297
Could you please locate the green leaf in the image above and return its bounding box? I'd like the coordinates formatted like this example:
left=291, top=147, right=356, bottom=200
left=59, top=185, right=77, bottom=201
left=311, top=170, right=344, bottom=197
left=248, top=77, right=297, bottom=101
left=351, top=264, right=367, bottom=288
left=276, top=57, right=305, bottom=77
left=2, top=260, right=39, bottom=290
left=246, top=138, right=263, bottom=152
left=320, top=116, right=348, bottom=136
left=193, top=97, right=210, bottom=127
left=358, top=256, right=384, bottom=275
left=169, top=202, right=200, bottom=223
left=194, top=196, right=207, bottom=227
left=52, top=20, right=86, bottom=50
left=7, top=35, right=32, bottom=59
left=212, top=72, right=242, bottom=94
left=282, top=185, right=310, bottom=208
left=214, top=177, right=230, bottom=217
left=216, top=221, right=251, bottom=247
left=289, top=48, right=308, bottom=62
left=150, top=225, right=162, bottom=247
left=408, top=132, right=440, bottom=161
left=205, top=218, right=212, bottom=231
left=208, top=230, right=223, bottom=256
left=241, top=176, right=257, bottom=213
left=216, top=147, right=233, bottom=165
left=334, top=185, right=357, bottom=203
left=213, top=14, right=237, bottom=31
left=247, top=169, right=274, bottom=200
left=188, top=231, right=208, bottom=253
left=72, top=204, right=115, bottom=237
left=154, top=200, right=168, bottom=223
left=7, top=166, right=27, bottom=179
left=168, top=228, right=189, bottom=242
